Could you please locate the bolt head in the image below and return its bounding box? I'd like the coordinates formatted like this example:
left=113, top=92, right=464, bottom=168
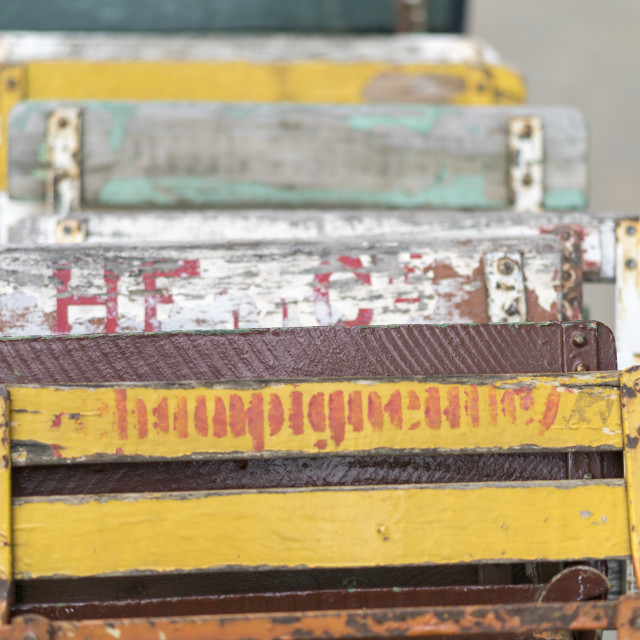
left=626, top=225, right=637, bottom=236
left=498, top=260, right=515, bottom=276
left=572, top=333, right=587, bottom=347
left=504, top=302, right=519, bottom=317
left=520, top=123, right=533, bottom=138
left=575, top=363, right=587, bottom=372
left=626, top=258, right=637, bottom=270
left=522, top=173, right=533, bottom=186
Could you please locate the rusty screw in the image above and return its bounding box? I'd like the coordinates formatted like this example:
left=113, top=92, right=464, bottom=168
left=583, top=473, right=593, bottom=480
left=504, top=302, right=519, bottom=317
left=499, top=260, right=515, bottom=276
left=63, top=224, right=73, bottom=236
left=58, top=117, right=69, bottom=129
left=5, top=76, right=17, bottom=91
left=520, top=123, right=533, bottom=138
left=627, top=225, right=637, bottom=236
left=522, top=173, right=533, bottom=187
left=572, top=333, right=587, bottom=347
left=626, top=258, right=637, bottom=270
left=575, top=363, right=587, bottom=372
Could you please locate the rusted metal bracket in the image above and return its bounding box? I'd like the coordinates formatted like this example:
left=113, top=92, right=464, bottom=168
left=483, top=250, right=527, bottom=322
left=616, top=220, right=640, bottom=368
left=509, top=116, right=544, bottom=213
left=46, top=107, right=82, bottom=219
left=395, top=0, right=427, bottom=32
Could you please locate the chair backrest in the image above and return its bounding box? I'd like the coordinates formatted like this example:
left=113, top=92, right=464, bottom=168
left=7, top=103, right=581, bottom=210
left=0, top=236, right=567, bottom=336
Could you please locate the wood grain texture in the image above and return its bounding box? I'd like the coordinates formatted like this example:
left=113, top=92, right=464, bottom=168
left=8, top=103, right=583, bottom=209
left=0, top=322, right=617, bottom=385
left=0, top=0, right=458, bottom=33
left=0, top=238, right=563, bottom=336
left=7, top=210, right=619, bottom=281
left=7, top=371, right=622, bottom=465
left=11, top=480, right=630, bottom=579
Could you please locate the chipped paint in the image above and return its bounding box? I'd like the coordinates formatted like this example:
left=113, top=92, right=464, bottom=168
left=616, top=220, right=640, bottom=368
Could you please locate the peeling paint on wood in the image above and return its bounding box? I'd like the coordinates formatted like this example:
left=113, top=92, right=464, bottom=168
left=7, top=371, right=623, bottom=464
left=616, top=221, right=640, bottom=368
left=6, top=210, right=620, bottom=282
left=0, top=238, right=563, bottom=336
left=8, top=103, right=585, bottom=209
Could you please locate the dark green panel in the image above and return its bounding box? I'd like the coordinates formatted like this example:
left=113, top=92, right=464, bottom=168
left=0, top=0, right=398, bottom=32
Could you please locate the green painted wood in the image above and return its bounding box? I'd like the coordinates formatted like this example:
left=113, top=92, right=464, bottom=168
left=0, top=0, right=397, bottom=33
left=9, top=101, right=587, bottom=210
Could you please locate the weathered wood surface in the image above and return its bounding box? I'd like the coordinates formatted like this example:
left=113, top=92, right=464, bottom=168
left=8, top=103, right=583, bottom=210
left=0, top=0, right=461, bottom=33
left=11, top=480, right=629, bottom=579
left=0, top=238, right=562, bottom=336
left=0, top=34, right=503, bottom=65
left=9, top=210, right=619, bottom=280
left=0, top=322, right=617, bottom=385
left=8, top=372, right=622, bottom=465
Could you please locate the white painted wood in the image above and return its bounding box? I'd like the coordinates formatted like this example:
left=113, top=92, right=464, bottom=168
left=8, top=102, right=587, bottom=210
left=508, top=116, right=544, bottom=213
left=0, top=237, right=562, bottom=336
left=0, top=33, right=506, bottom=65
left=616, top=219, right=640, bottom=368
left=5, top=209, right=617, bottom=281
left=483, top=250, right=526, bottom=322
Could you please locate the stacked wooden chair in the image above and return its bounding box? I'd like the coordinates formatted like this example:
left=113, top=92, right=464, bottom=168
left=0, top=1, right=639, bottom=637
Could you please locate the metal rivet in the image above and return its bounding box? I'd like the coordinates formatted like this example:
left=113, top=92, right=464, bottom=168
left=583, top=473, right=593, bottom=480
left=504, top=302, right=519, bottom=316
left=626, top=258, right=637, bottom=270
left=499, top=260, right=515, bottom=275
left=575, top=363, right=587, bottom=372
left=520, top=123, right=533, bottom=138
left=627, top=225, right=637, bottom=236
left=522, top=173, right=533, bottom=186
left=58, top=117, right=69, bottom=129
left=5, top=77, right=17, bottom=91
left=63, top=224, right=73, bottom=235
left=572, top=333, right=587, bottom=347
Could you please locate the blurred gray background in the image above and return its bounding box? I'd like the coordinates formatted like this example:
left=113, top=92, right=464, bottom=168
left=470, top=0, right=640, bottom=329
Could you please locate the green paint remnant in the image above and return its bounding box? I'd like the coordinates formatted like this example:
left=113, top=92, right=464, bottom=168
left=543, top=189, right=587, bottom=211
left=392, top=587, right=403, bottom=593
left=37, top=142, right=48, bottom=164
left=98, top=174, right=501, bottom=209
left=348, top=109, right=439, bottom=134
left=100, top=103, right=136, bottom=152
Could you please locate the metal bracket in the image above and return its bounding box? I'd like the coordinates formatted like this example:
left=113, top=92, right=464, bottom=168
left=46, top=107, right=82, bottom=217
left=509, top=116, right=544, bottom=213
left=616, top=219, right=640, bottom=368
left=483, top=250, right=527, bottom=322
left=545, top=226, right=584, bottom=321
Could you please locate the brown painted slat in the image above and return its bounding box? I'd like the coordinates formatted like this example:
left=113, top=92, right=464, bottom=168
left=0, top=322, right=616, bottom=386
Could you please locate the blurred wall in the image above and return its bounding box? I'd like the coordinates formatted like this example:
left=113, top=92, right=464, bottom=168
left=470, top=0, right=640, bottom=329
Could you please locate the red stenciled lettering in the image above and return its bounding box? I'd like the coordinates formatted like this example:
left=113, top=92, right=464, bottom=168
left=229, top=395, right=247, bottom=438
left=247, top=394, right=265, bottom=452
left=407, top=390, right=421, bottom=430
left=114, top=389, right=128, bottom=439
left=444, top=387, right=460, bottom=429
left=308, top=393, right=326, bottom=433
left=173, top=396, right=188, bottom=439
left=54, top=263, right=120, bottom=334
left=501, top=389, right=517, bottom=425
left=516, top=388, right=535, bottom=411
left=142, top=259, right=200, bottom=332
left=348, top=391, right=363, bottom=432
left=425, top=388, right=441, bottom=430
left=488, top=387, right=498, bottom=426
left=51, top=413, right=63, bottom=429
left=384, top=390, right=402, bottom=430
left=329, top=391, right=346, bottom=446
left=368, top=392, right=383, bottom=431
left=135, top=398, right=148, bottom=439
left=269, top=394, right=284, bottom=436
left=539, top=388, right=562, bottom=434
left=313, top=257, right=373, bottom=326
left=212, top=397, right=227, bottom=438
left=153, top=397, right=169, bottom=433
left=289, top=391, right=304, bottom=435
left=467, top=386, right=480, bottom=428
left=194, top=396, right=208, bottom=437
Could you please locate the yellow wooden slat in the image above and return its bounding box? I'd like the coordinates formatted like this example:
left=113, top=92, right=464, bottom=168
left=621, top=366, right=640, bottom=583
left=12, top=480, right=629, bottom=579
left=8, top=372, right=622, bottom=465
left=0, top=388, right=11, bottom=622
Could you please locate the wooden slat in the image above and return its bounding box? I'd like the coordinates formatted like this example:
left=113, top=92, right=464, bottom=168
left=7, top=210, right=614, bottom=280
left=11, top=480, right=630, bottom=579
left=0, top=238, right=562, bottom=336
left=0, top=390, right=10, bottom=622
left=8, top=103, right=583, bottom=209
left=8, top=372, right=622, bottom=465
